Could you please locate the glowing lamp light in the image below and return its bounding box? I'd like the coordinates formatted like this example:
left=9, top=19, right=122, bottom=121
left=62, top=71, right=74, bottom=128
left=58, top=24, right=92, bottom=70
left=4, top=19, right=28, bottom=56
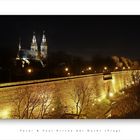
left=88, top=67, right=92, bottom=70
left=27, top=68, right=32, bottom=74
left=98, top=98, right=101, bottom=102
left=0, top=108, right=11, bottom=119
left=52, top=108, right=55, bottom=111
left=115, top=67, right=118, bottom=70
left=123, top=67, right=126, bottom=70
left=67, top=72, right=70, bottom=76
left=109, top=92, right=114, bottom=97
left=65, top=67, right=69, bottom=72
left=82, top=70, right=84, bottom=73
left=94, top=98, right=97, bottom=102
left=104, top=67, right=107, bottom=70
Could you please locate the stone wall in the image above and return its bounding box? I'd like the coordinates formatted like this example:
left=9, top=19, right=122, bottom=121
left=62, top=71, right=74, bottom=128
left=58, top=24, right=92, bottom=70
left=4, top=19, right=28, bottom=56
left=0, top=70, right=139, bottom=119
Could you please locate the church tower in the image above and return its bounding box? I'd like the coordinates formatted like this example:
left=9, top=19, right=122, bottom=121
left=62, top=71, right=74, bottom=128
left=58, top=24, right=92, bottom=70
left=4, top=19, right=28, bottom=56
left=16, top=39, right=22, bottom=59
left=40, top=31, right=48, bottom=60
left=31, top=32, right=38, bottom=59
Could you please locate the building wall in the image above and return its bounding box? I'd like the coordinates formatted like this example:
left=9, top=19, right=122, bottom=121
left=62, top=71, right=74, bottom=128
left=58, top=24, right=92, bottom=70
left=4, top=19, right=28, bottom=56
left=0, top=70, right=139, bottom=119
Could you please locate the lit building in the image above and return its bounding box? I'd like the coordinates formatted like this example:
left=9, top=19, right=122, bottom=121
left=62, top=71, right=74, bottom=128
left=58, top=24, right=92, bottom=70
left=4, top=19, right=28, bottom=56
left=16, top=31, right=48, bottom=61
left=16, top=39, right=22, bottom=59
left=14, top=32, right=47, bottom=79
left=40, top=31, right=48, bottom=59
left=30, top=32, right=38, bottom=59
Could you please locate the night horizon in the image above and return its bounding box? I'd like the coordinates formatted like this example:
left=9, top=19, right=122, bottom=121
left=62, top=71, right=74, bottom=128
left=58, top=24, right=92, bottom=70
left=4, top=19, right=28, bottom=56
left=0, top=16, right=140, bottom=64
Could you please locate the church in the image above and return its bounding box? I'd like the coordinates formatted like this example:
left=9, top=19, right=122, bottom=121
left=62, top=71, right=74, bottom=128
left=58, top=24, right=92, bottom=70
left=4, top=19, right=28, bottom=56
left=16, top=31, right=48, bottom=61
left=13, top=31, right=48, bottom=79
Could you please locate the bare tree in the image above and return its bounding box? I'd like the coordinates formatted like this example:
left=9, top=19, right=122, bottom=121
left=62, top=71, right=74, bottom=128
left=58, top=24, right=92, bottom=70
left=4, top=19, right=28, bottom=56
left=71, top=80, right=95, bottom=118
left=37, top=89, right=54, bottom=119
left=11, top=84, right=55, bottom=119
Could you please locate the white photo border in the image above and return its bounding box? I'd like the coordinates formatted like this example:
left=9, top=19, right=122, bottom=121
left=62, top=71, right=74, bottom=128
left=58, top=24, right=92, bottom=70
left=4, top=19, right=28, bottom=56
left=0, top=0, right=140, bottom=140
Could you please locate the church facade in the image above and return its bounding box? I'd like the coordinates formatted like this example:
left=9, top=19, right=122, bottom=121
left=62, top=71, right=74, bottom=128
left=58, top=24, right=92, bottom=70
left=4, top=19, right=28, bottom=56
left=16, top=31, right=48, bottom=61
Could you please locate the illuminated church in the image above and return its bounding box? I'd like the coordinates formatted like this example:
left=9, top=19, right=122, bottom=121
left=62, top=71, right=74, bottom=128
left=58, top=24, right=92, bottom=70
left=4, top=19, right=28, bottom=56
left=16, top=31, right=48, bottom=61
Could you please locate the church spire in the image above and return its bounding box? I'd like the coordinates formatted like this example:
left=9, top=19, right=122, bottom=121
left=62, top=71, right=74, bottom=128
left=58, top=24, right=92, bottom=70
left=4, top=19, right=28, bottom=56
left=31, top=32, right=38, bottom=52
left=42, top=30, right=46, bottom=43
left=40, top=31, right=48, bottom=59
left=16, top=38, right=21, bottom=59
left=18, top=38, right=21, bottom=51
left=31, top=32, right=38, bottom=59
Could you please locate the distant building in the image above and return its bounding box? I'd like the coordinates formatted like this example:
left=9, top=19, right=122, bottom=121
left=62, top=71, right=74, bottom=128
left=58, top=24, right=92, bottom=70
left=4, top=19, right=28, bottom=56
left=40, top=31, right=48, bottom=60
left=14, top=31, right=48, bottom=79
left=16, top=31, right=48, bottom=61
left=30, top=32, right=38, bottom=59
left=16, top=39, right=21, bottom=59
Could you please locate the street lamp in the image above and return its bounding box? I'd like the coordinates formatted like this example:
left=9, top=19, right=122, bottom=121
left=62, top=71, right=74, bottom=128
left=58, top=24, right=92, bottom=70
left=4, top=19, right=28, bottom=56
left=132, top=81, right=135, bottom=85
left=88, top=67, right=92, bottom=71
left=109, top=92, right=114, bottom=97
left=27, top=68, right=32, bottom=74
left=123, top=67, right=125, bottom=70
left=81, top=70, right=84, bottom=73
left=115, top=67, right=118, bottom=70
left=52, top=108, right=55, bottom=111
left=65, top=67, right=69, bottom=72
left=104, top=66, right=107, bottom=70
left=67, top=72, right=70, bottom=76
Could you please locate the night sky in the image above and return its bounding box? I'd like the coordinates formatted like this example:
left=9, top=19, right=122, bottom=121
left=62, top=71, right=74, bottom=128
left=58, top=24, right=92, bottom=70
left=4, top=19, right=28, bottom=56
left=0, top=16, right=140, bottom=64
